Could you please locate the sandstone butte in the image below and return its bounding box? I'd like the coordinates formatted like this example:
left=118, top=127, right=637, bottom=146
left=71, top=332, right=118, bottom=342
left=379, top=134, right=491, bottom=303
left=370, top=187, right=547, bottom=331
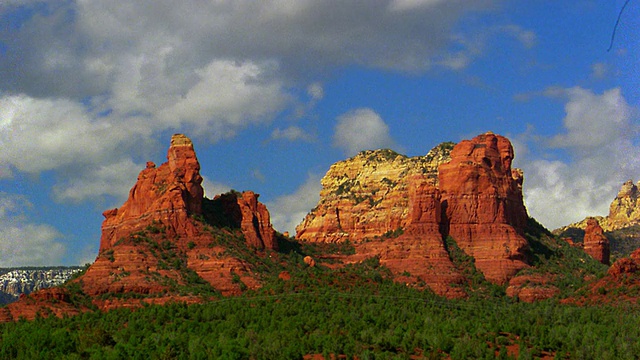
left=556, top=179, right=640, bottom=233
left=1, top=134, right=277, bottom=322
left=296, top=132, right=530, bottom=295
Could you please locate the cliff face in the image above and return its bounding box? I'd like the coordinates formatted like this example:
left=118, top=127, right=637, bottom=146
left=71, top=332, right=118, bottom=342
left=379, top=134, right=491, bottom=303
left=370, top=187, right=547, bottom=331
left=296, top=132, right=529, bottom=288
left=438, top=132, right=529, bottom=284
left=609, top=180, right=640, bottom=225
left=100, top=134, right=204, bottom=252
left=211, top=191, right=277, bottom=250
left=295, top=144, right=453, bottom=243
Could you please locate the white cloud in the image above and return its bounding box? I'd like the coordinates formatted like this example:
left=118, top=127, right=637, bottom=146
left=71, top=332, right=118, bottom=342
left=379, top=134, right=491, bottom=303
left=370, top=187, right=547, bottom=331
left=591, top=62, right=608, bottom=79
left=333, top=108, right=396, bottom=156
left=500, top=25, right=537, bottom=49
left=159, top=60, right=290, bottom=135
left=266, top=174, right=322, bottom=235
left=0, top=193, right=65, bottom=267
left=52, top=159, right=142, bottom=203
left=520, top=87, right=638, bottom=229
left=548, top=87, right=631, bottom=151
left=307, top=82, right=324, bottom=101
left=0, top=94, right=151, bottom=176
left=201, top=177, right=232, bottom=199
left=270, top=126, right=315, bottom=142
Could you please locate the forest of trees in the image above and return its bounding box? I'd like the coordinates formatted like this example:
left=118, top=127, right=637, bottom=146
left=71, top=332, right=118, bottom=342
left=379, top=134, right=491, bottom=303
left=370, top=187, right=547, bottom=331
left=1, top=219, right=639, bottom=359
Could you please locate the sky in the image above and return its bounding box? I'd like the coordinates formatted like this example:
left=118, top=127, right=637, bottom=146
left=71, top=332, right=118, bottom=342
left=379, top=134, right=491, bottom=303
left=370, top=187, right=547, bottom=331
left=0, top=0, right=638, bottom=267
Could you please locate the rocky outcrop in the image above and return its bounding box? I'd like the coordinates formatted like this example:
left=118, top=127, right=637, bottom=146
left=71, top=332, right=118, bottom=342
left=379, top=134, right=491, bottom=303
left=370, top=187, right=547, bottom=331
left=2, top=134, right=278, bottom=322
left=438, top=132, right=529, bottom=284
left=506, top=275, right=559, bottom=303
left=212, top=191, right=277, bottom=250
left=554, top=179, right=640, bottom=259
left=609, top=180, right=640, bottom=225
left=354, top=176, right=465, bottom=297
left=583, top=218, right=610, bottom=265
left=297, top=132, right=529, bottom=288
left=296, top=144, right=453, bottom=243
left=2, top=288, right=84, bottom=321
left=608, top=249, right=640, bottom=278
left=100, top=134, right=203, bottom=252
left=556, top=180, right=640, bottom=233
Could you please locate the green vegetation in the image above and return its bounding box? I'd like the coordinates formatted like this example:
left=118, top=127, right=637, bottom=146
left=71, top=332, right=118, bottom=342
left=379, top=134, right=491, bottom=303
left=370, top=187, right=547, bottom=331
left=2, top=271, right=639, bottom=359
left=519, top=218, right=608, bottom=297
left=3, top=210, right=639, bottom=358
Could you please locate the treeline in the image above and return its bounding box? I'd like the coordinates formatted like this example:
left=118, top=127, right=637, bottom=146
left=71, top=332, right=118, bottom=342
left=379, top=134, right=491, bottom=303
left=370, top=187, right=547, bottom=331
left=1, top=279, right=638, bottom=359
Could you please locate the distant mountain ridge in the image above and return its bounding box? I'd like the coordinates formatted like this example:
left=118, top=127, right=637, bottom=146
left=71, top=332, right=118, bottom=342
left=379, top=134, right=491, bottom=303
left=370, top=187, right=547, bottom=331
left=0, top=267, right=83, bottom=305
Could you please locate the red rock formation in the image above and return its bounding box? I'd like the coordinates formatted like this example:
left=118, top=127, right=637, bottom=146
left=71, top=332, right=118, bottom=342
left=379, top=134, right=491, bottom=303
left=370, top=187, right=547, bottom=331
left=100, top=134, right=203, bottom=252
left=1, top=134, right=283, bottom=322
left=608, top=248, right=640, bottom=278
left=303, top=256, right=316, bottom=267
left=438, top=132, right=529, bottom=284
left=2, top=288, right=84, bottom=321
left=297, top=132, right=529, bottom=287
left=359, top=177, right=464, bottom=297
left=583, top=218, right=610, bottom=265
left=213, top=191, right=277, bottom=250
left=506, top=275, right=559, bottom=302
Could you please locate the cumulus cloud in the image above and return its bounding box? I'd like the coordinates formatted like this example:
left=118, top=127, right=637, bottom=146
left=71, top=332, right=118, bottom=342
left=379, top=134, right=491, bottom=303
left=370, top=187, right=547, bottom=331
left=267, top=174, right=323, bottom=235
left=0, top=95, right=153, bottom=176
left=333, top=108, right=396, bottom=156
left=52, top=159, right=142, bottom=203
left=0, top=193, right=65, bottom=267
left=0, top=0, right=499, bottom=180
left=270, top=126, right=315, bottom=142
left=520, top=87, right=638, bottom=229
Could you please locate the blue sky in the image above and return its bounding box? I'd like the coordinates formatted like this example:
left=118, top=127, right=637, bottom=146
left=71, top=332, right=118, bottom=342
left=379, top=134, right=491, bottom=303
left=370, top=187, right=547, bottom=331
left=0, top=0, right=638, bottom=266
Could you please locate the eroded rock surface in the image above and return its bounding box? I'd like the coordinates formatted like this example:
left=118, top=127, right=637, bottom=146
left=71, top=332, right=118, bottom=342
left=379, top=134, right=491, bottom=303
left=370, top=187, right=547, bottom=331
left=100, top=134, right=203, bottom=252
left=583, top=218, right=610, bottom=265
left=438, top=132, right=529, bottom=284
left=297, top=132, right=530, bottom=289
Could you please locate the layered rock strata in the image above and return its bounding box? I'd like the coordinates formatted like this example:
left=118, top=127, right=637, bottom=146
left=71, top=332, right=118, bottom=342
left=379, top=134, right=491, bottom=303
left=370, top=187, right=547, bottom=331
left=296, top=132, right=529, bottom=287
left=296, top=144, right=453, bottom=243
left=100, top=134, right=203, bottom=252
left=438, top=133, right=529, bottom=284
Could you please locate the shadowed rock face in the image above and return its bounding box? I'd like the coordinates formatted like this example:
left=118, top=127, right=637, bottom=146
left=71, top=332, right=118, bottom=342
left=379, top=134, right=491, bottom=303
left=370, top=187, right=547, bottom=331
left=583, top=218, right=610, bottom=265
left=212, top=191, right=277, bottom=251
left=297, top=132, right=530, bottom=288
left=438, top=132, right=529, bottom=284
left=99, top=134, right=203, bottom=252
